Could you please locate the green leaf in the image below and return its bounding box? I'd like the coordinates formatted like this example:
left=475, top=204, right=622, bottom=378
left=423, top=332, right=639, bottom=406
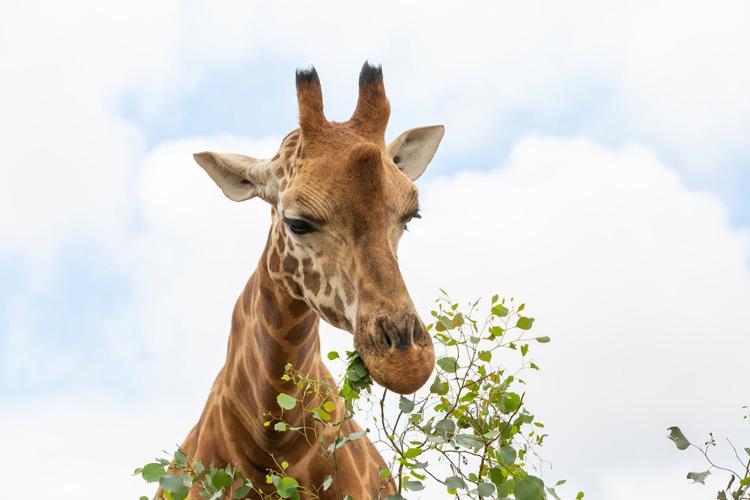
left=445, top=475, right=467, bottom=490
left=174, top=450, right=187, bottom=466
left=322, top=400, right=336, bottom=412
left=437, top=356, right=458, bottom=373
left=667, top=426, right=690, bottom=450
left=347, top=430, right=367, bottom=441
left=379, top=468, right=391, bottom=481
left=516, top=316, right=535, bottom=330
left=745, top=447, right=750, bottom=457
left=385, top=496, right=406, bottom=500
left=442, top=315, right=456, bottom=329
left=322, top=475, right=333, bottom=491
left=212, top=469, right=232, bottom=489
left=477, top=483, right=495, bottom=497
left=313, top=407, right=331, bottom=421
left=453, top=312, right=465, bottom=327
left=547, top=486, right=562, bottom=500
left=141, top=463, right=165, bottom=483
left=276, top=476, right=299, bottom=498
left=491, top=304, right=509, bottom=317
left=488, top=326, right=504, bottom=337
left=435, top=418, right=456, bottom=436
left=277, top=393, right=297, bottom=410
left=535, top=336, right=550, bottom=343
left=346, top=358, right=369, bottom=381
left=576, top=492, right=585, bottom=500
left=430, top=377, right=449, bottom=395
left=403, top=447, right=422, bottom=459
left=500, top=392, right=522, bottom=413
left=489, top=467, right=503, bottom=485
left=233, top=484, right=252, bottom=498
left=327, top=351, right=340, bottom=360
left=515, top=475, right=545, bottom=500
left=194, top=458, right=204, bottom=475
left=399, top=396, right=415, bottom=413
left=159, top=475, right=189, bottom=495
left=478, top=350, right=492, bottom=362
left=454, top=434, right=483, bottom=451
left=274, top=422, right=288, bottom=432
left=717, top=491, right=728, bottom=500
left=404, top=480, right=425, bottom=491
left=498, top=445, right=517, bottom=465
left=326, top=436, right=347, bottom=452
left=686, top=470, right=711, bottom=484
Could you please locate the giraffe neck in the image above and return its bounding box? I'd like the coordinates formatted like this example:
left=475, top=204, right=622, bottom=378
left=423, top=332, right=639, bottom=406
left=219, top=232, right=323, bottom=458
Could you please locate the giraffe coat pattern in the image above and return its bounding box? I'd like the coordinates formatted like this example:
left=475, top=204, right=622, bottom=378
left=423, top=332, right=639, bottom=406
left=158, top=62, right=445, bottom=499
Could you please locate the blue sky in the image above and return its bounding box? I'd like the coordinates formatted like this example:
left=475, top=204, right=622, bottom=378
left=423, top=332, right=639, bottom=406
left=1, top=1, right=749, bottom=499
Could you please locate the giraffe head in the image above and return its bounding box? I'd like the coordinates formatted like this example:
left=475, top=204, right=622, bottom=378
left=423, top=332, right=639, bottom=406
left=194, top=63, right=443, bottom=394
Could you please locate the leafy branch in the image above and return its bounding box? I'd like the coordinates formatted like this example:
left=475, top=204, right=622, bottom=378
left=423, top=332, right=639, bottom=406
left=667, top=416, right=750, bottom=500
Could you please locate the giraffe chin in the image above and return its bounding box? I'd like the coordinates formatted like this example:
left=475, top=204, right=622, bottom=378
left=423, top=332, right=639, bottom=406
left=360, top=345, right=436, bottom=395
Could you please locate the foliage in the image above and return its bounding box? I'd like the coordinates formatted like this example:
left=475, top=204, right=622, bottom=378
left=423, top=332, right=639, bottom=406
left=137, top=292, right=583, bottom=499
left=667, top=410, right=750, bottom=500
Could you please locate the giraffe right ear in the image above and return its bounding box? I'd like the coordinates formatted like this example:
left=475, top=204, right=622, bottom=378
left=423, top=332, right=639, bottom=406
left=387, top=125, right=445, bottom=181
left=193, top=152, right=277, bottom=203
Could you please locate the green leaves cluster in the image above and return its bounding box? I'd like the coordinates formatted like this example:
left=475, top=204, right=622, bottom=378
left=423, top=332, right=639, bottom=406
left=134, top=452, right=255, bottom=500
left=667, top=418, right=750, bottom=500
left=359, top=292, right=580, bottom=499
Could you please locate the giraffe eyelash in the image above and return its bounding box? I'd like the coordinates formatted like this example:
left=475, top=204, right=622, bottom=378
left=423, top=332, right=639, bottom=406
left=403, top=209, right=421, bottom=231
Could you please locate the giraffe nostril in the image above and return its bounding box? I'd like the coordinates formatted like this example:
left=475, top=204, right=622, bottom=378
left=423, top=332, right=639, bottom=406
left=375, top=316, right=421, bottom=351
left=383, top=330, right=393, bottom=349
left=377, top=318, right=393, bottom=349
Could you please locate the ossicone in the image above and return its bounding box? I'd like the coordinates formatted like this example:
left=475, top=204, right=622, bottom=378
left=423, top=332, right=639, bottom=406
left=296, top=65, right=326, bottom=134
left=349, top=61, right=390, bottom=138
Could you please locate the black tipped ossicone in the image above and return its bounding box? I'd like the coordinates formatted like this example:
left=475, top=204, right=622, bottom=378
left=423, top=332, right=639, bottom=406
left=296, top=66, right=320, bottom=86
left=295, top=65, right=326, bottom=132
left=359, top=61, right=383, bottom=86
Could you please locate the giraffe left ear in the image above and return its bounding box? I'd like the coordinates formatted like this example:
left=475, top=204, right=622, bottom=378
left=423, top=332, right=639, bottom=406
left=193, top=152, right=277, bottom=203
left=387, top=125, right=445, bottom=181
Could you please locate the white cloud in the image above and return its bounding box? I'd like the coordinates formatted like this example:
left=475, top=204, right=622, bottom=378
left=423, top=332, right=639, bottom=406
left=0, top=395, right=196, bottom=499
left=0, top=0, right=180, bottom=280
left=3, top=0, right=750, bottom=274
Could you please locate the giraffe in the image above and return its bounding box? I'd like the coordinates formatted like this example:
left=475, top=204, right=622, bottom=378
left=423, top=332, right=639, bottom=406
left=160, top=62, right=444, bottom=498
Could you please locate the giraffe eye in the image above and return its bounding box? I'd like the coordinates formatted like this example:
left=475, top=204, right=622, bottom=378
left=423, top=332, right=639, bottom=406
left=403, top=209, right=421, bottom=231
left=283, top=217, right=316, bottom=235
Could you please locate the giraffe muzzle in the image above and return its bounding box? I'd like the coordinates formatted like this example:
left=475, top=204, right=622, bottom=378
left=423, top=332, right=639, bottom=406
left=354, top=314, right=435, bottom=394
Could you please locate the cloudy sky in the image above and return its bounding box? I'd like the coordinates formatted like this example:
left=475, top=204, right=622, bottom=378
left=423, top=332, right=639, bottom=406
left=1, top=1, right=749, bottom=498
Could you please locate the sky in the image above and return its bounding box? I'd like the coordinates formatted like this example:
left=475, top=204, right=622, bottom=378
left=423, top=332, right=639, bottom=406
left=1, top=0, right=749, bottom=498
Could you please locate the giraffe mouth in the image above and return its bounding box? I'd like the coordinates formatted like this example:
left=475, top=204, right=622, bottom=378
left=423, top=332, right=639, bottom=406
left=353, top=316, right=435, bottom=394
left=360, top=345, right=435, bottom=394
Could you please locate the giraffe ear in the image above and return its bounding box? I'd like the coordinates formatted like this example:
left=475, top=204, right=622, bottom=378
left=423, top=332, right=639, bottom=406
left=193, top=152, right=277, bottom=202
left=386, top=125, right=445, bottom=181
